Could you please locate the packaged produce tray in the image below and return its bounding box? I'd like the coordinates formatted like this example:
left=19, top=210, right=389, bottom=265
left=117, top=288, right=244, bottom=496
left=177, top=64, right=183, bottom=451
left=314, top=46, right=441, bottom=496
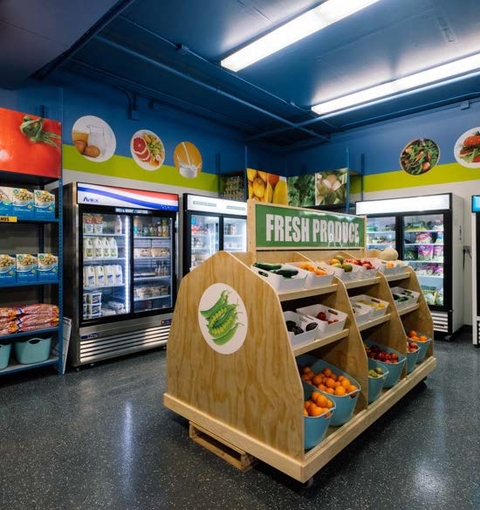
left=283, top=311, right=318, bottom=348
left=295, top=304, right=347, bottom=336
left=350, top=294, right=389, bottom=318
left=251, top=262, right=308, bottom=292
left=297, top=354, right=361, bottom=427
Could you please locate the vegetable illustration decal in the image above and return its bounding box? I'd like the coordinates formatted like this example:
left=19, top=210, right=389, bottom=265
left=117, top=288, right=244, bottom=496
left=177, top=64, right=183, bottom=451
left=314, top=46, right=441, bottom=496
left=200, top=290, right=243, bottom=346
left=454, top=128, right=480, bottom=167
left=400, top=138, right=440, bottom=175
left=0, top=107, right=61, bottom=178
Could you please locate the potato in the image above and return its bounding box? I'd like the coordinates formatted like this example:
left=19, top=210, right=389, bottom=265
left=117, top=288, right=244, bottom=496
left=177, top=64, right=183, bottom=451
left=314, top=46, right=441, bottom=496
left=74, top=140, right=87, bottom=154
left=84, top=145, right=101, bottom=158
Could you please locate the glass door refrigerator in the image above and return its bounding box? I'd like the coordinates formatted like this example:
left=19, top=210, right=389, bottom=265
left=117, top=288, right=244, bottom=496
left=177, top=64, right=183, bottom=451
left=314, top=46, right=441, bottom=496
left=356, top=193, right=464, bottom=338
left=63, top=182, right=179, bottom=367
left=182, top=193, right=247, bottom=275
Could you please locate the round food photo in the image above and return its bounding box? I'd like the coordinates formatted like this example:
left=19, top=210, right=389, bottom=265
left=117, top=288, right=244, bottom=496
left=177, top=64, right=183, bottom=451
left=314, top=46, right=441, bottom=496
left=454, top=127, right=480, bottom=168
left=399, top=138, right=440, bottom=175
left=130, top=129, right=165, bottom=170
left=72, top=116, right=116, bottom=162
left=173, top=141, right=202, bottom=178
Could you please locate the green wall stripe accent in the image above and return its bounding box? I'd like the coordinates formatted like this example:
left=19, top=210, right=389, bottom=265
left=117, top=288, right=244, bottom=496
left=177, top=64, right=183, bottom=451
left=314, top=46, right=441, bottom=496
left=363, top=163, right=480, bottom=192
left=63, top=145, right=218, bottom=191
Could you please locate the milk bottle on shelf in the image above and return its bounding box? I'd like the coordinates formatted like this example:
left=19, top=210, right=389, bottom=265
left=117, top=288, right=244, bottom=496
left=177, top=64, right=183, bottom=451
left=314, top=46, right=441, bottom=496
left=85, top=265, right=96, bottom=287
left=104, top=265, right=115, bottom=285
left=114, top=264, right=123, bottom=285
left=94, top=237, right=103, bottom=259
left=108, top=237, right=118, bottom=258
left=94, top=265, right=105, bottom=286
left=84, top=238, right=94, bottom=259
left=102, top=238, right=110, bottom=258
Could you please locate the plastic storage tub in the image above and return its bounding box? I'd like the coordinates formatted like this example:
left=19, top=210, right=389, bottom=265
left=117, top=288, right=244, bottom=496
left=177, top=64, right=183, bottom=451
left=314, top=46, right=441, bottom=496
left=288, top=261, right=335, bottom=289
left=297, top=354, right=361, bottom=427
left=283, top=311, right=318, bottom=348
left=406, top=331, right=432, bottom=363
left=0, top=342, right=12, bottom=369
left=368, top=358, right=389, bottom=404
left=406, top=342, right=420, bottom=373
left=364, top=339, right=406, bottom=388
left=14, top=336, right=52, bottom=364
left=295, top=304, right=347, bottom=336
left=302, top=380, right=336, bottom=450
left=350, top=300, right=373, bottom=325
left=251, top=263, right=308, bottom=292
left=350, top=294, right=389, bottom=318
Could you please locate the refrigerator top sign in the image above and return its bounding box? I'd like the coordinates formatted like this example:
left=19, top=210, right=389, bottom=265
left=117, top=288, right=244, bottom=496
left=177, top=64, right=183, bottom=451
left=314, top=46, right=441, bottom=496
left=77, top=183, right=178, bottom=211
left=186, top=194, right=247, bottom=216
left=356, top=194, right=451, bottom=215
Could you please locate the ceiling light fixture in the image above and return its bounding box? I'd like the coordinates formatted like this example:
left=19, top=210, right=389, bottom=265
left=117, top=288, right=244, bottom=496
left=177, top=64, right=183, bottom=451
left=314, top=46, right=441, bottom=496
left=220, top=0, right=382, bottom=72
left=311, top=52, right=480, bottom=116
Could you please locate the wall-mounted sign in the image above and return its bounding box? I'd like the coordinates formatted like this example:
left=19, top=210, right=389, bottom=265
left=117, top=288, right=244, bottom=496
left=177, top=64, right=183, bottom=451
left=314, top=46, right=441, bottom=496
left=250, top=201, right=365, bottom=250
left=130, top=129, right=165, bottom=170
left=287, top=169, right=348, bottom=207
left=454, top=128, right=480, bottom=168
left=72, top=115, right=116, bottom=163
left=173, top=141, right=202, bottom=178
left=399, top=138, right=440, bottom=175
left=0, top=107, right=61, bottom=178
left=247, top=168, right=287, bottom=205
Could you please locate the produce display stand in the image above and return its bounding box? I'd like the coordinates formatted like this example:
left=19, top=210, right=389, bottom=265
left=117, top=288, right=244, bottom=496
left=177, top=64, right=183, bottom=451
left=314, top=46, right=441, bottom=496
left=163, top=202, right=436, bottom=484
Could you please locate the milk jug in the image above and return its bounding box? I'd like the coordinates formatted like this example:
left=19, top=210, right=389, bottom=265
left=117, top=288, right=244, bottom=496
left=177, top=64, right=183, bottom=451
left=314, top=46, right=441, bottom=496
left=102, top=238, right=111, bottom=258
left=94, top=265, right=105, bottom=286
left=94, top=237, right=103, bottom=259
left=84, top=238, right=94, bottom=259
left=108, top=237, right=118, bottom=258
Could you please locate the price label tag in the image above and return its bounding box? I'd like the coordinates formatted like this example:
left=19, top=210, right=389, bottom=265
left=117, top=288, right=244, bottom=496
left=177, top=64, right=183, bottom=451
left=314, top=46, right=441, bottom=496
left=0, top=216, right=17, bottom=223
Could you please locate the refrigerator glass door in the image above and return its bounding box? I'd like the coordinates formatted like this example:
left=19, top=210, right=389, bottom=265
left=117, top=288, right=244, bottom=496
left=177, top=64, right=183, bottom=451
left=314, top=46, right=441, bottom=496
left=365, top=216, right=396, bottom=250
left=190, top=214, right=219, bottom=270
left=82, top=212, right=131, bottom=322
left=223, top=217, right=247, bottom=252
left=133, top=214, right=174, bottom=313
left=403, top=214, right=444, bottom=307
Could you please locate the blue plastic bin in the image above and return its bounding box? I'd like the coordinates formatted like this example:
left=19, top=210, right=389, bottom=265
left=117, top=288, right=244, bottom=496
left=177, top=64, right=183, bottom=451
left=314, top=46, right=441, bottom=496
left=0, top=343, right=12, bottom=369
left=302, top=380, right=336, bottom=450
left=298, top=354, right=361, bottom=427
left=364, top=339, right=406, bottom=388
left=14, top=337, right=52, bottom=364
left=406, top=342, right=420, bottom=373
left=368, top=358, right=389, bottom=404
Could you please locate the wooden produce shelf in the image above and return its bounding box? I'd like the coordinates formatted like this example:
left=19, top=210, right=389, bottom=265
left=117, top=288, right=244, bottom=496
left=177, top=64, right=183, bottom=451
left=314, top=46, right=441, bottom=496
left=163, top=248, right=436, bottom=484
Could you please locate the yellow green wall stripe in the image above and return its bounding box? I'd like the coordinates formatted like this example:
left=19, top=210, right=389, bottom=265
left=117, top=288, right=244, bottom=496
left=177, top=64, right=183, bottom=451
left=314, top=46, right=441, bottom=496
left=62, top=144, right=218, bottom=192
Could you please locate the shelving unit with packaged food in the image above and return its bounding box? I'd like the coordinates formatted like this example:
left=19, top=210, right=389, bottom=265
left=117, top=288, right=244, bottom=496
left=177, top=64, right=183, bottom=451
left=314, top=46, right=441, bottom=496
left=163, top=202, right=436, bottom=485
left=0, top=171, right=63, bottom=376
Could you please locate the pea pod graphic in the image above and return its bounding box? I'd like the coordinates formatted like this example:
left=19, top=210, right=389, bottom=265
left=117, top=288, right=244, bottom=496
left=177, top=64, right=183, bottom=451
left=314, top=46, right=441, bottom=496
left=200, top=290, right=242, bottom=345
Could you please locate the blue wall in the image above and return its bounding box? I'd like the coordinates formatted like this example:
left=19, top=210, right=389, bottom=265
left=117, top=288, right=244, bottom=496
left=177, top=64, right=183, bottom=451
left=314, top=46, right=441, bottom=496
left=2, top=76, right=480, bottom=179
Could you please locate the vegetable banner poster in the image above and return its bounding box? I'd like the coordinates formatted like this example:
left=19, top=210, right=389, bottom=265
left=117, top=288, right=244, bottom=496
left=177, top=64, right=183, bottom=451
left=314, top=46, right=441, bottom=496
left=250, top=201, right=365, bottom=250
left=287, top=168, right=348, bottom=207
left=0, top=107, right=62, bottom=178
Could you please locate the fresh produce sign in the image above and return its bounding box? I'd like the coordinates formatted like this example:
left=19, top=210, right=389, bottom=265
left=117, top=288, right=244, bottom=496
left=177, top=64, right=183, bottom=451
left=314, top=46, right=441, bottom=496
left=0, top=107, right=61, bottom=178
left=251, top=202, right=365, bottom=249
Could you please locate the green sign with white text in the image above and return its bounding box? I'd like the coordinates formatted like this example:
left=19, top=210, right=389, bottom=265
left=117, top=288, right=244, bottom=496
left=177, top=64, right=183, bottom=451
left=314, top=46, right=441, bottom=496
left=253, top=202, right=365, bottom=249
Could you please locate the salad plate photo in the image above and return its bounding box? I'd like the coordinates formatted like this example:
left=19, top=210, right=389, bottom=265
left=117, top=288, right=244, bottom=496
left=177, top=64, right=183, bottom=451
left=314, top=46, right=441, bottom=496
left=399, top=138, right=440, bottom=175
left=454, top=127, right=480, bottom=168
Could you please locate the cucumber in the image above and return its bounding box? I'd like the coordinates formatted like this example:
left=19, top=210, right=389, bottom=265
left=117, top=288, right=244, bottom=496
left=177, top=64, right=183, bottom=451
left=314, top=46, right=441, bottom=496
left=253, top=262, right=282, bottom=271
left=272, top=268, right=299, bottom=278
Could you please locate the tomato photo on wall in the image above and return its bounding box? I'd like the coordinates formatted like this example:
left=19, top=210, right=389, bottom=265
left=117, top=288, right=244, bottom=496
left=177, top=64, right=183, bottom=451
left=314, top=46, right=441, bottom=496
left=0, top=107, right=62, bottom=178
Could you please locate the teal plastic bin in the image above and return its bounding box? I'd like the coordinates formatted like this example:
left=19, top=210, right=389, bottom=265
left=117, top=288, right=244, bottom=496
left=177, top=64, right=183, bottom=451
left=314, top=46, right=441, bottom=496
left=302, top=380, right=336, bottom=450
left=368, top=358, right=389, bottom=404
left=0, top=343, right=12, bottom=369
left=406, top=342, right=420, bottom=373
left=364, top=339, right=406, bottom=388
left=298, top=354, right=361, bottom=427
left=14, top=337, right=52, bottom=364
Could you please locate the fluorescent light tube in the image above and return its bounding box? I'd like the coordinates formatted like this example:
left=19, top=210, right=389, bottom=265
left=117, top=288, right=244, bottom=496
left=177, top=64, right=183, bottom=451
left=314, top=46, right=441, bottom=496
left=311, top=52, right=480, bottom=116
left=221, top=0, right=382, bottom=72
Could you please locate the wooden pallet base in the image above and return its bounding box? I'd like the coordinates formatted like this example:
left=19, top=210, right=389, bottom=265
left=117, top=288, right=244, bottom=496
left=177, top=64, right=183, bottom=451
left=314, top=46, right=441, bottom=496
left=189, top=422, right=257, bottom=472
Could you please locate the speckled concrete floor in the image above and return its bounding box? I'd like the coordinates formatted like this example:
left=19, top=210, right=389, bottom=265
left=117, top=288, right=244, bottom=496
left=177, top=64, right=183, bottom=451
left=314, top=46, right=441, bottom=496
left=1, top=332, right=479, bottom=510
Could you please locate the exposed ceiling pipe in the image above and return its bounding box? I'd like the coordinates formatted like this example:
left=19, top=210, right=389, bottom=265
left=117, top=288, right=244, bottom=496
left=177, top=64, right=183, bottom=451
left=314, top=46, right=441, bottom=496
left=92, top=36, right=329, bottom=143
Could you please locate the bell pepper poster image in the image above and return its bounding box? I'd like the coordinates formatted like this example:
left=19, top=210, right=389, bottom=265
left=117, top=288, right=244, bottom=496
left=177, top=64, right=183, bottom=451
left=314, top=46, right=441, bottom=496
left=0, top=107, right=62, bottom=178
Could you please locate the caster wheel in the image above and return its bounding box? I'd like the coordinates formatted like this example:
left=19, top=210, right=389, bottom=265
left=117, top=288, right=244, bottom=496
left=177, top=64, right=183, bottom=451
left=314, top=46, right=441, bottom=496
left=301, top=477, right=314, bottom=490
